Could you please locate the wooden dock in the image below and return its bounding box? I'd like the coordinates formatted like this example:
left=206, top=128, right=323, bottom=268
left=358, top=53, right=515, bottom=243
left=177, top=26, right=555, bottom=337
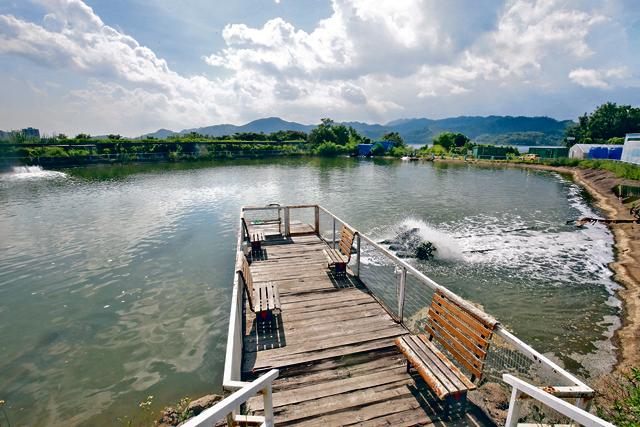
left=241, top=233, right=495, bottom=426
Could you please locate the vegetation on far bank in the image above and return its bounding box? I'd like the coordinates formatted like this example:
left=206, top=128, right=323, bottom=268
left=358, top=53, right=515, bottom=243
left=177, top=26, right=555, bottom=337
left=564, top=102, right=640, bottom=146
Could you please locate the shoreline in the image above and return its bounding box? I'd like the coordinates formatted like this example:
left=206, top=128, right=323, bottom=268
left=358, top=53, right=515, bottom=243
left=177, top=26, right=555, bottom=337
left=436, top=158, right=640, bottom=373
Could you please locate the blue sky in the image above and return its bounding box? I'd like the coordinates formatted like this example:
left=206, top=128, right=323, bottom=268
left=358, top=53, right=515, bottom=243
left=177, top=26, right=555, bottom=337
left=0, top=0, right=639, bottom=136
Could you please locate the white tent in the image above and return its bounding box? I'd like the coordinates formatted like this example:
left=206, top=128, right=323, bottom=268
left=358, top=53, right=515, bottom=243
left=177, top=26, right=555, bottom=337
left=621, top=133, right=640, bottom=165
left=568, top=143, right=624, bottom=159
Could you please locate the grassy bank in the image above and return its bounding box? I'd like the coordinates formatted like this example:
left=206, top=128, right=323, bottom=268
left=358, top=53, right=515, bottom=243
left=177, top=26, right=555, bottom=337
left=534, top=158, right=640, bottom=180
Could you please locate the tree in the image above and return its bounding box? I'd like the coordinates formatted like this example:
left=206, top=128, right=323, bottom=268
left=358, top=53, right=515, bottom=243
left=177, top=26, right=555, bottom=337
left=308, top=118, right=361, bottom=147
left=381, top=132, right=405, bottom=147
left=107, top=134, right=122, bottom=140
left=309, top=118, right=337, bottom=146
left=75, top=133, right=91, bottom=140
left=432, top=132, right=470, bottom=151
left=370, top=142, right=386, bottom=156
left=565, top=102, right=640, bottom=146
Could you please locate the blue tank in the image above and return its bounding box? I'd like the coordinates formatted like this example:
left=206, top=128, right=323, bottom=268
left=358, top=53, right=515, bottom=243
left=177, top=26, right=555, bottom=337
left=608, top=147, right=623, bottom=160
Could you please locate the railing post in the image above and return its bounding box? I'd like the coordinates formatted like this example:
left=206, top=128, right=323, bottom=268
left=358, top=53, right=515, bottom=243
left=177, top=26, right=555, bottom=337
left=355, top=234, right=360, bottom=277
left=332, top=218, right=336, bottom=249
left=505, top=387, right=523, bottom=427
left=398, top=267, right=406, bottom=322
left=263, top=383, right=275, bottom=427
left=284, top=207, right=290, bottom=237
left=314, top=206, right=320, bottom=235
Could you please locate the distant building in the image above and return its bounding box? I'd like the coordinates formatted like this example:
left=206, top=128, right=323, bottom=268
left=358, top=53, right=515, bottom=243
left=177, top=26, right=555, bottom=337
left=621, top=133, right=640, bottom=165
left=472, top=145, right=512, bottom=159
left=527, top=146, right=569, bottom=159
left=357, top=141, right=396, bottom=156
left=21, top=127, right=40, bottom=139
left=568, top=144, right=624, bottom=160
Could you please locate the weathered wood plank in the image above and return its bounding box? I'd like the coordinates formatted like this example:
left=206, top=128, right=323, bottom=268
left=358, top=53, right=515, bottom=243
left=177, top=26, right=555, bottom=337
left=239, top=233, right=492, bottom=426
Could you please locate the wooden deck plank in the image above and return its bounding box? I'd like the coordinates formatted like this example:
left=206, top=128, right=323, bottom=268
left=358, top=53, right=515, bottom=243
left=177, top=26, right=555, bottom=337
left=240, top=233, right=493, bottom=426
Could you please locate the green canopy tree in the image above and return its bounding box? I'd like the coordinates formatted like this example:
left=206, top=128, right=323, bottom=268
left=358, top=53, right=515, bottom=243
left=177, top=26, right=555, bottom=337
left=381, top=132, right=405, bottom=147
left=565, top=102, right=640, bottom=146
left=432, top=132, right=470, bottom=151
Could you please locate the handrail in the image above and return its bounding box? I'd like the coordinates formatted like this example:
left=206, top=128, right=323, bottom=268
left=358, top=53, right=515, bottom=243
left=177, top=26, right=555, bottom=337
left=182, top=369, right=279, bottom=427
left=503, top=374, right=613, bottom=427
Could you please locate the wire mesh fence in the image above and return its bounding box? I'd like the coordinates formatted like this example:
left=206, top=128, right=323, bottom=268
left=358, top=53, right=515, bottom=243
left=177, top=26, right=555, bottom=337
left=355, top=237, right=401, bottom=319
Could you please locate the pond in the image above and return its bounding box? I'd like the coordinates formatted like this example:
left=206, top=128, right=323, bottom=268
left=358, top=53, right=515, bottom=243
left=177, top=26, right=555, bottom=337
left=0, top=158, right=619, bottom=426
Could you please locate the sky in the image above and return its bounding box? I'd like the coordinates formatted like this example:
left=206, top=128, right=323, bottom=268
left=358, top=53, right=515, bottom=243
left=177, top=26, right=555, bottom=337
left=0, top=0, right=639, bottom=137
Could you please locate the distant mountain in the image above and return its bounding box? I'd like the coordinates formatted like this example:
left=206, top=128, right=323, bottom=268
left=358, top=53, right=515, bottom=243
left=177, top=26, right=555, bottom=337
left=143, top=117, right=314, bottom=139
left=141, top=115, right=573, bottom=146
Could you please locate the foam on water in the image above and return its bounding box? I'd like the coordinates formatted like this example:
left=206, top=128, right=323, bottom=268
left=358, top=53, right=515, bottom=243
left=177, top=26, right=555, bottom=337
left=366, top=173, right=621, bottom=375
left=0, top=165, right=67, bottom=181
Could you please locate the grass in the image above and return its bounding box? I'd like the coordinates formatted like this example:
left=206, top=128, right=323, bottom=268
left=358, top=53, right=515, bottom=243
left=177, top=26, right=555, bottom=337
left=596, top=367, right=640, bottom=427
left=534, top=158, right=640, bottom=180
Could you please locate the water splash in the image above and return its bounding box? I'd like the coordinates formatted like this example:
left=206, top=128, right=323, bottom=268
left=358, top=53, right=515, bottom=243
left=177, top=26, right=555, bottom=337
left=378, top=217, right=464, bottom=261
left=0, top=165, right=67, bottom=181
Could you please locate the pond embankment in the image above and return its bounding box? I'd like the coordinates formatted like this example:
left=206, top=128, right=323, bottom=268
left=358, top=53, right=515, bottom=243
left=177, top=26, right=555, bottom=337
left=439, top=158, right=640, bottom=373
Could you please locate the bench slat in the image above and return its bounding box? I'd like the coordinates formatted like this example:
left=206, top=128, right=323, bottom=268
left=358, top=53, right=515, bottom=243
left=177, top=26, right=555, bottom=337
left=429, top=307, right=488, bottom=360
left=429, top=305, right=489, bottom=350
left=417, top=335, right=476, bottom=390
left=403, top=336, right=461, bottom=395
left=433, top=293, right=495, bottom=336
left=396, top=337, right=455, bottom=400
left=424, top=323, right=483, bottom=380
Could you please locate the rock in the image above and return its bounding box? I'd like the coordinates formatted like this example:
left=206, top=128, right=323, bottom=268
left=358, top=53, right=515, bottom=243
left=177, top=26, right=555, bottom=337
left=415, top=242, right=436, bottom=260
left=157, top=394, right=223, bottom=427
left=157, top=407, right=179, bottom=427
left=187, top=394, right=222, bottom=416
left=380, top=226, right=437, bottom=260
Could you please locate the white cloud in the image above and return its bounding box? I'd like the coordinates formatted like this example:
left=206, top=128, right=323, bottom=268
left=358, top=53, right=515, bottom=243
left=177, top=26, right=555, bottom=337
left=0, top=0, right=637, bottom=135
left=569, top=67, right=630, bottom=89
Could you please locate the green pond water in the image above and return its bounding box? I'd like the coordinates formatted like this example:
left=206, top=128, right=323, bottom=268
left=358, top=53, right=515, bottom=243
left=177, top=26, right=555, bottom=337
left=0, top=158, right=620, bottom=426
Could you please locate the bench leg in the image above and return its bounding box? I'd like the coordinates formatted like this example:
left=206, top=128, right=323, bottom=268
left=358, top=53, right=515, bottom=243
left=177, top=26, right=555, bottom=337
left=251, top=241, right=262, bottom=252
left=258, top=310, right=273, bottom=321
left=334, top=262, right=347, bottom=276
left=406, top=359, right=412, bottom=374
left=443, top=392, right=467, bottom=420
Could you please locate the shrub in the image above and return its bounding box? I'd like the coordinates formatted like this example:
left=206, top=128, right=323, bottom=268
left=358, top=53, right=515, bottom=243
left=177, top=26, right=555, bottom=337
left=316, top=141, right=346, bottom=156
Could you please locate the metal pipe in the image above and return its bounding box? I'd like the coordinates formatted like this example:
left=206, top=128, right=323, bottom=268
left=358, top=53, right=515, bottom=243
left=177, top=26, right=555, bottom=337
left=332, top=218, right=336, bottom=249
left=398, top=267, right=406, bottom=322
left=355, top=234, right=360, bottom=277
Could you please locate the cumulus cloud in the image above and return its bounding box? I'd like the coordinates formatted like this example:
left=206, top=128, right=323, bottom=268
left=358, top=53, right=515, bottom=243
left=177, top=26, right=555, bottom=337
left=0, top=0, right=637, bottom=135
left=569, top=67, right=630, bottom=89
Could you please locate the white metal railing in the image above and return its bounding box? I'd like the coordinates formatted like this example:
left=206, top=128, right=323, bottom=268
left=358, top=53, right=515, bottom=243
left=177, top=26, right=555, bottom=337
left=224, top=204, right=609, bottom=426
left=503, top=374, right=614, bottom=427
left=182, top=369, right=278, bottom=427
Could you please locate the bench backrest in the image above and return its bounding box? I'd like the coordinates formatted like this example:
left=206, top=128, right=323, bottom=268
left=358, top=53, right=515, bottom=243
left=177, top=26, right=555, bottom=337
left=337, top=225, right=356, bottom=260
left=237, top=255, right=255, bottom=312
left=425, top=291, right=498, bottom=382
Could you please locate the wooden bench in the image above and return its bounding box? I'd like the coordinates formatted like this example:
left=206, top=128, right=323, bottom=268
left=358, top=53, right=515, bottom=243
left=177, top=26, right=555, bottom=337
left=237, top=255, right=281, bottom=319
left=323, top=225, right=356, bottom=276
left=395, top=291, right=498, bottom=418
left=242, top=217, right=265, bottom=252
